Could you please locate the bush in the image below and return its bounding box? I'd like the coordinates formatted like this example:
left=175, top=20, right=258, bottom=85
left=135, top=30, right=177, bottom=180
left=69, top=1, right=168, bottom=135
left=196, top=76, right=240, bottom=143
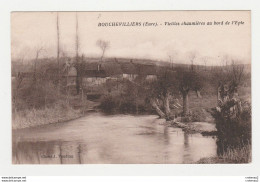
left=99, top=95, right=118, bottom=113
left=212, top=101, right=251, bottom=156
left=221, top=144, right=251, bottom=163
left=99, top=80, right=153, bottom=114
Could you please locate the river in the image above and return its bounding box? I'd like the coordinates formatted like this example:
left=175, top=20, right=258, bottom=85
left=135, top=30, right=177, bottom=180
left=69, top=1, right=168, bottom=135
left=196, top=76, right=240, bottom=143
left=12, top=113, right=217, bottom=164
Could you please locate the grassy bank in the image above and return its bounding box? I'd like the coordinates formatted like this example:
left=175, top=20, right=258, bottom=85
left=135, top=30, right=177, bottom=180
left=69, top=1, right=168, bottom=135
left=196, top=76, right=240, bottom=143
left=12, top=102, right=82, bottom=129
left=197, top=144, right=251, bottom=164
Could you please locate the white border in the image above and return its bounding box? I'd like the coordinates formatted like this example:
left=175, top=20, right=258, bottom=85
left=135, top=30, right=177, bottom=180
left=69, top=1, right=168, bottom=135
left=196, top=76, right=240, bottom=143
left=0, top=0, right=260, bottom=176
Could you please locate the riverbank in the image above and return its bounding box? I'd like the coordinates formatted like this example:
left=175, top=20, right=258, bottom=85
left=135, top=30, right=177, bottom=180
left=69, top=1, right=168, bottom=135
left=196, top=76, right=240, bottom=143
left=12, top=104, right=82, bottom=129
left=12, top=100, right=100, bottom=129
left=166, top=116, right=217, bottom=135
left=197, top=144, right=251, bottom=164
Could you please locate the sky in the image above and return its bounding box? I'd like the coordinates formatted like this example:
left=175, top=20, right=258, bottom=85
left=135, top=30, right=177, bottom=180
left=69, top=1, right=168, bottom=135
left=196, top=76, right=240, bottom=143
left=11, top=11, right=251, bottom=65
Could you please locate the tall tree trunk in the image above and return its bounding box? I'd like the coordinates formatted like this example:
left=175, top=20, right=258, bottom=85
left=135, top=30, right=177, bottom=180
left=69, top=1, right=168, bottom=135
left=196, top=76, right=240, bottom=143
left=150, top=99, right=166, bottom=118
left=217, top=86, right=222, bottom=105
left=182, top=92, right=189, bottom=116
left=75, top=13, right=80, bottom=94
left=163, top=92, right=171, bottom=120
left=57, top=13, right=60, bottom=94
left=196, top=90, right=202, bottom=98
left=135, top=101, right=139, bottom=114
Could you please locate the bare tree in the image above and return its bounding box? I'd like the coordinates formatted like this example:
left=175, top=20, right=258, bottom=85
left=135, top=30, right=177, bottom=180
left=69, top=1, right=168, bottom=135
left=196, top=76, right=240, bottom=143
left=202, top=56, right=208, bottom=71
left=148, top=70, right=179, bottom=120
left=75, top=13, right=80, bottom=94
left=33, top=46, right=45, bottom=82
left=150, top=98, right=166, bottom=118
left=221, top=54, right=229, bottom=67
left=188, top=51, right=197, bottom=71
left=168, top=55, right=172, bottom=69
left=178, top=71, right=192, bottom=116
left=56, top=12, right=60, bottom=93
left=167, top=50, right=178, bottom=69
left=96, top=39, right=110, bottom=62
left=212, top=60, right=246, bottom=134
left=213, top=60, right=244, bottom=113
left=176, top=67, right=203, bottom=116
left=229, top=60, right=244, bottom=95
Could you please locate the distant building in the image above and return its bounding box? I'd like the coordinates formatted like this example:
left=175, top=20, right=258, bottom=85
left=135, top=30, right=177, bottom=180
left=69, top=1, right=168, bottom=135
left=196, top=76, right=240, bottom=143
left=120, top=61, right=138, bottom=81
left=83, top=69, right=107, bottom=86
left=82, top=62, right=111, bottom=86
left=63, top=60, right=161, bottom=89
left=136, top=64, right=158, bottom=81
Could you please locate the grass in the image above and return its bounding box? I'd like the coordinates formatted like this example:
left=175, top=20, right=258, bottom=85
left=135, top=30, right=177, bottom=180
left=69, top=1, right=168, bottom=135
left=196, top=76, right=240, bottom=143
left=12, top=103, right=82, bottom=129
left=197, top=144, right=251, bottom=164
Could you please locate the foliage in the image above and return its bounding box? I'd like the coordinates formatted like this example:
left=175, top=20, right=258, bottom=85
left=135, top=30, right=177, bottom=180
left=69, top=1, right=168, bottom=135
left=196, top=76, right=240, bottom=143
left=99, top=79, right=151, bottom=114
left=212, top=99, right=251, bottom=155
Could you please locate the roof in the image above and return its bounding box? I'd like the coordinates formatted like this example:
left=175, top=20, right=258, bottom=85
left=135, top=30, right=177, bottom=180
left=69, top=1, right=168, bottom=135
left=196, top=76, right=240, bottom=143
left=67, top=60, right=160, bottom=77
left=83, top=61, right=122, bottom=76
left=84, top=62, right=102, bottom=70
left=136, top=64, right=157, bottom=75
left=101, top=62, right=122, bottom=76
left=120, top=62, right=138, bottom=74
left=83, top=70, right=107, bottom=78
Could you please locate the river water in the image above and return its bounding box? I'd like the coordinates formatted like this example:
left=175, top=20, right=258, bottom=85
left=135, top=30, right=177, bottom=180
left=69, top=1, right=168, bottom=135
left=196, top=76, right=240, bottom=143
left=12, top=113, right=217, bottom=164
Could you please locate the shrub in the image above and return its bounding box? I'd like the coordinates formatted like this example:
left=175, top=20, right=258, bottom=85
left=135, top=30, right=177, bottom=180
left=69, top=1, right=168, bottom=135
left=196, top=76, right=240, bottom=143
left=99, top=95, right=118, bottom=113
left=212, top=101, right=251, bottom=156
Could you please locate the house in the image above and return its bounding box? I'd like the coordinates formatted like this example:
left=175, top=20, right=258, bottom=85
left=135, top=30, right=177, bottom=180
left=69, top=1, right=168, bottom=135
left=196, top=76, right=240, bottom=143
left=120, top=60, right=138, bottom=81
left=100, top=61, right=123, bottom=79
left=82, top=62, right=110, bottom=86
left=82, top=69, right=108, bottom=86
left=136, top=64, right=158, bottom=81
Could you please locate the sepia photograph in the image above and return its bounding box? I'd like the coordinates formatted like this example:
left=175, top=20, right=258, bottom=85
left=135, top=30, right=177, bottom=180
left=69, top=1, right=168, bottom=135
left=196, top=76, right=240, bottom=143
left=11, top=11, right=251, bottom=164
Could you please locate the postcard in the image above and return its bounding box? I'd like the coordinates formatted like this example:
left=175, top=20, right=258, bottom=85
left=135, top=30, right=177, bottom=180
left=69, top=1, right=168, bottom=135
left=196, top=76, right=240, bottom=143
left=11, top=11, right=251, bottom=164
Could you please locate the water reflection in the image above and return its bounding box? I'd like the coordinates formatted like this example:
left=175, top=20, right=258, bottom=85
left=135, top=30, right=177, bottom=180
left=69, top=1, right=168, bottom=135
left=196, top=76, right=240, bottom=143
left=183, top=132, right=192, bottom=163
left=13, top=113, right=217, bottom=164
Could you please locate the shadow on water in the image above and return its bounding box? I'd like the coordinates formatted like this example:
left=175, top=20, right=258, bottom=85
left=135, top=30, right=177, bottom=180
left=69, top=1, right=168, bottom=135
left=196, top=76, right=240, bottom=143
left=12, top=140, right=87, bottom=164
left=13, top=113, right=217, bottom=164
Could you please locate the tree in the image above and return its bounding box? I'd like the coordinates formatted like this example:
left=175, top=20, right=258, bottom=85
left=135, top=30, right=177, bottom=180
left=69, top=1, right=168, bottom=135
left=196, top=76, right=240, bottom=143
left=188, top=51, right=197, bottom=71
left=221, top=54, right=229, bottom=67
left=212, top=60, right=244, bottom=105
left=202, top=56, right=209, bottom=71
left=210, top=61, right=249, bottom=157
left=96, top=39, right=110, bottom=62
left=177, top=69, right=192, bottom=116
left=193, top=73, right=204, bottom=98
left=75, top=13, right=80, bottom=94
left=33, top=46, right=45, bottom=83
left=56, top=12, right=60, bottom=94
left=176, top=67, right=203, bottom=116
left=168, top=50, right=178, bottom=70
left=148, top=69, right=178, bottom=120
